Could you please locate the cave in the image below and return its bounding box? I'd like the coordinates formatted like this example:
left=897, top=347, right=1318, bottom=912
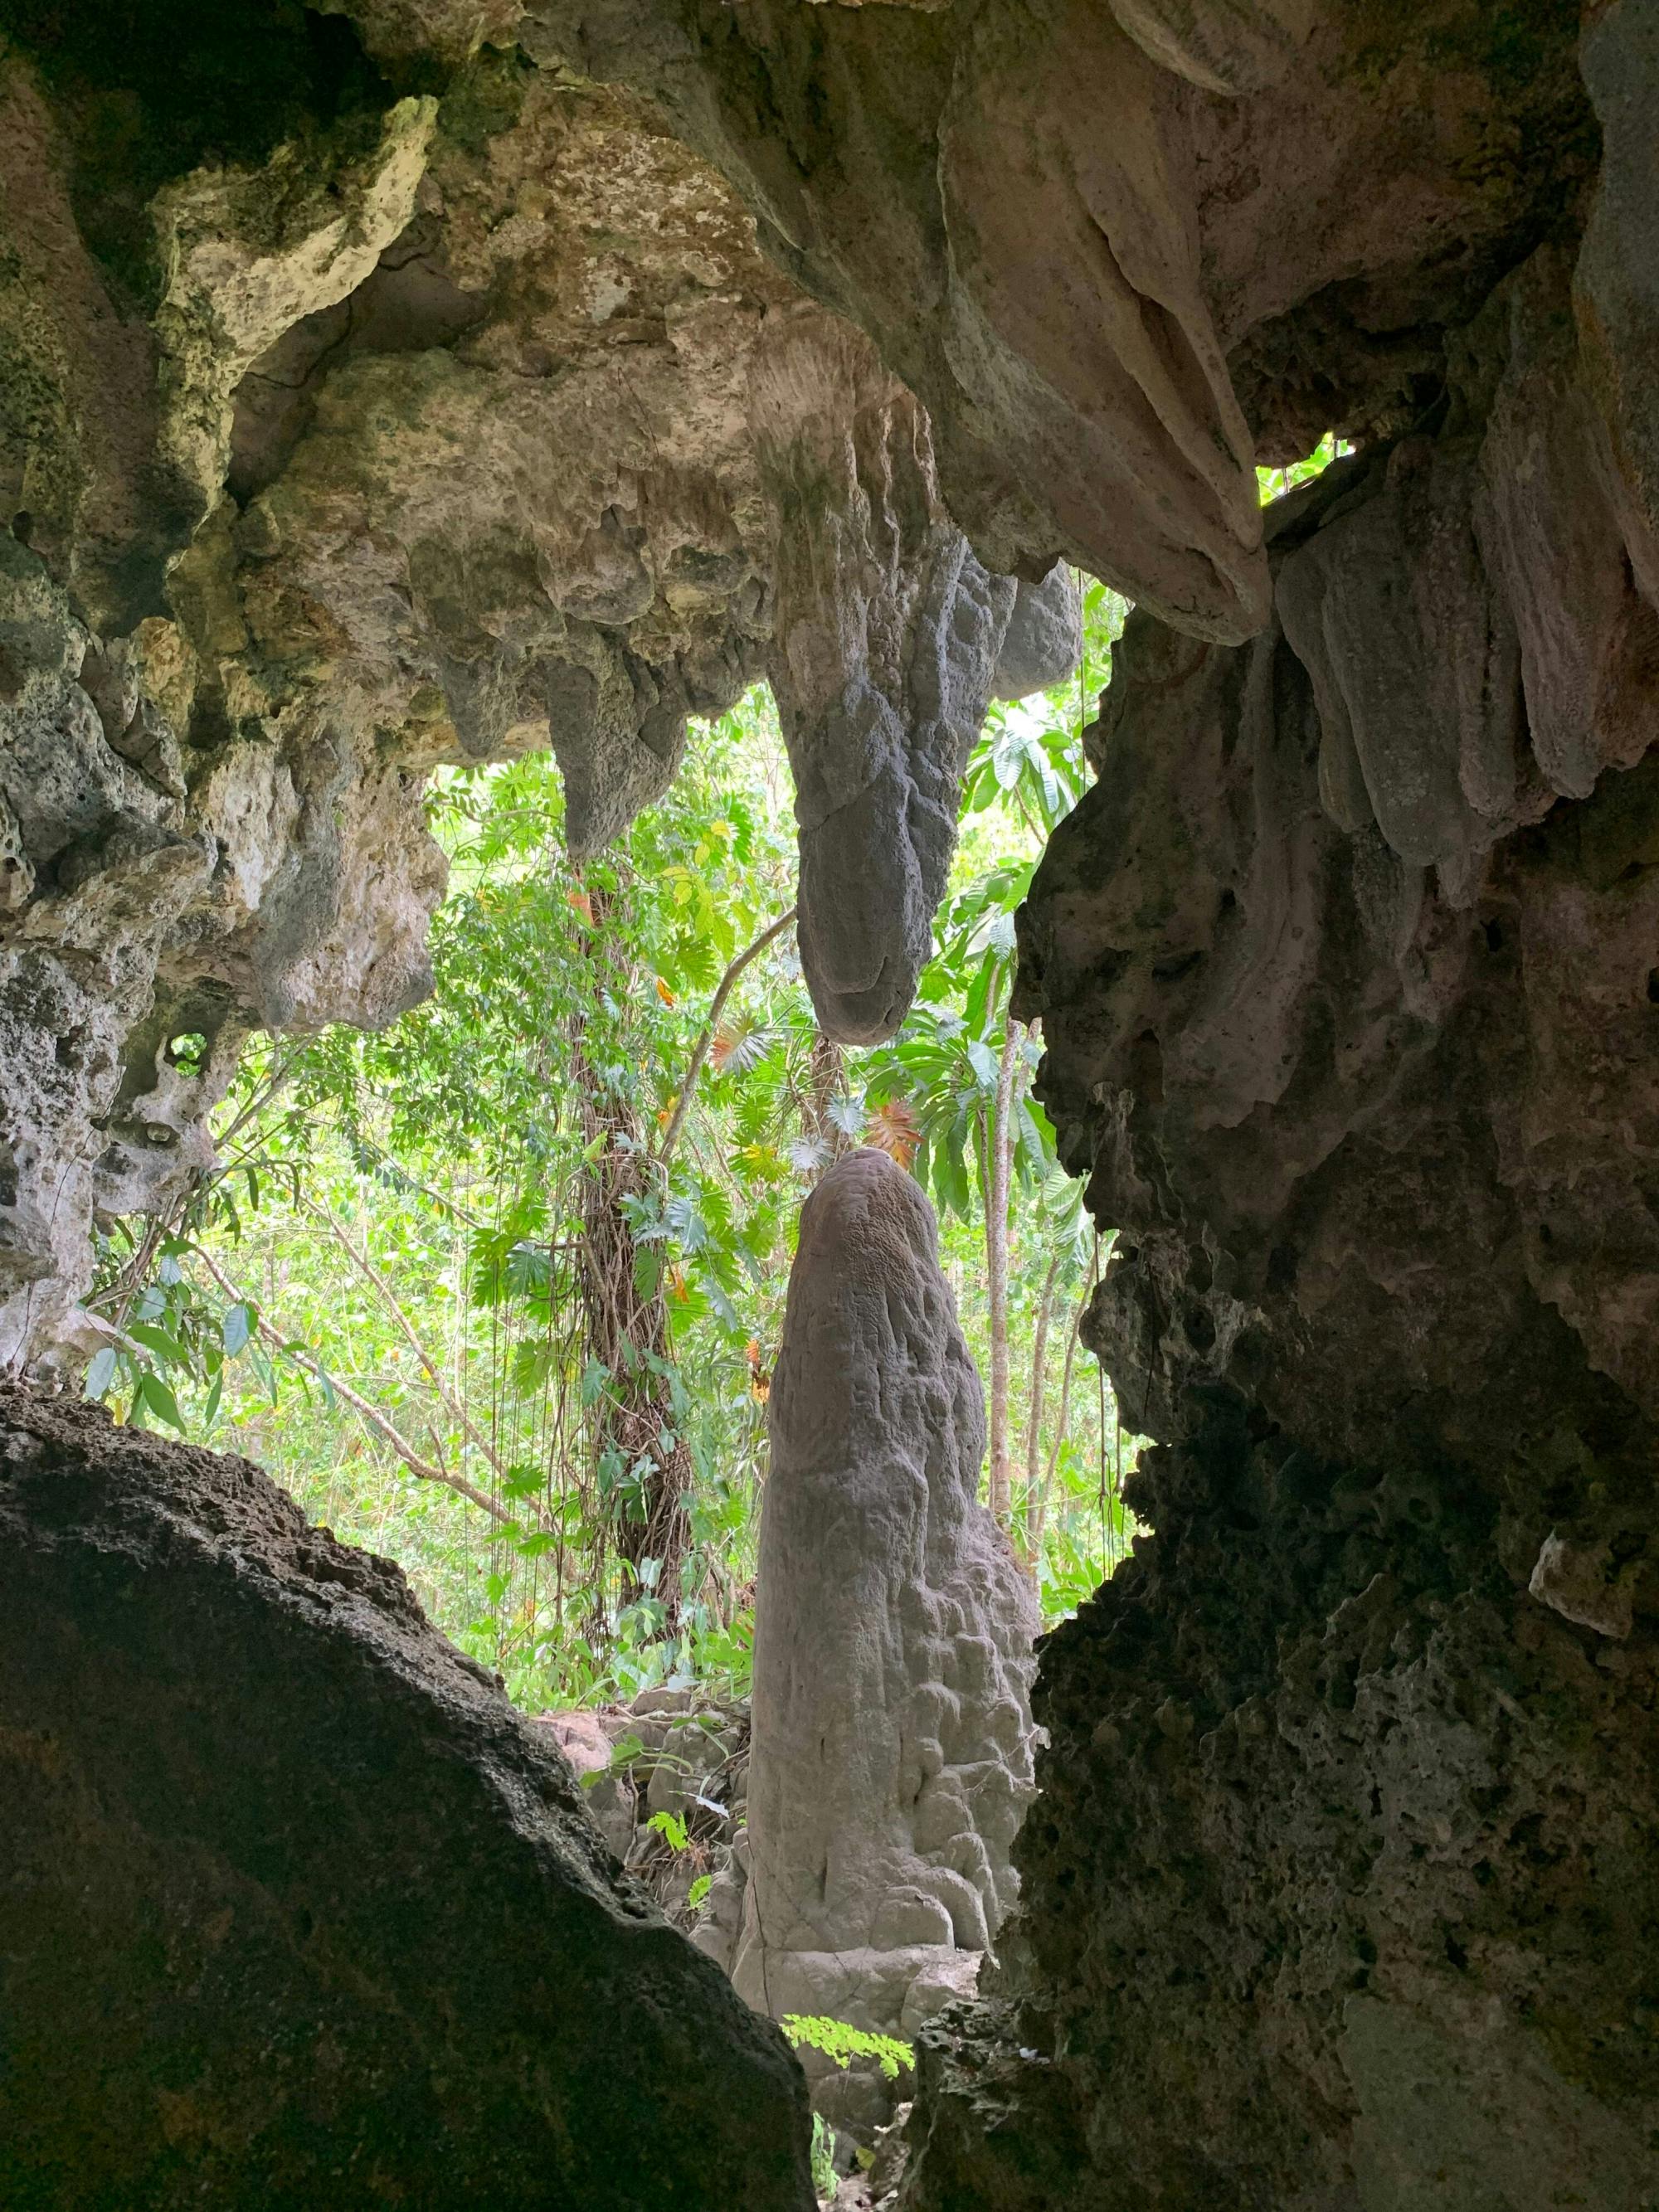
left=2, top=0, right=1656, bottom=2205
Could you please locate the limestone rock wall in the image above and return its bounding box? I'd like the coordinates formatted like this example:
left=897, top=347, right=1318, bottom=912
left=906, top=1403, right=1659, bottom=2211
left=1020, top=235, right=1659, bottom=1480
left=526, top=0, right=1593, bottom=644
left=0, top=1383, right=812, bottom=2211
left=0, top=17, right=1069, bottom=1373
left=733, top=1150, right=1039, bottom=2132
left=0, top=532, right=450, bottom=1370
left=898, top=43, right=1659, bottom=2208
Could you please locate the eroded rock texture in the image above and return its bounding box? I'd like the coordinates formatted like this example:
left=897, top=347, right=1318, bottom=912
left=0, top=15, right=1069, bottom=1370
left=900, top=63, right=1659, bottom=2212
left=7, top=0, right=1659, bottom=2200
left=907, top=1409, right=1659, bottom=2211
left=754, top=307, right=1020, bottom=1042
left=0, top=1383, right=812, bottom=2210
left=732, top=1150, right=1038, bottom=2134
left=528, top=0, right=1593, bottom=645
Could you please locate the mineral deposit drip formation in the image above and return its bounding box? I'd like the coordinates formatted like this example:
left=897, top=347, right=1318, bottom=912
left=1, top=2, right=1656, bottom=2207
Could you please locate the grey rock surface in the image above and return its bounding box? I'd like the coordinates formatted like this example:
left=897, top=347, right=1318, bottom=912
left=991, top=569, right=1082, bottom=704
left=536, top=1690, right=753, bottom=1934
left=902, top=230, right=1659, bottom=2212
left=0, top=41, right=1068, bottom=1371
left=0, top=1383, right=812, bottom=2212
left=752, top=308, right=1019, bottom=1043
left=528, top=0, right=1590, bottom=649
left=733, top=1150, right=1038, bottom=2129
left=0, top=536, right=446, bottom=1372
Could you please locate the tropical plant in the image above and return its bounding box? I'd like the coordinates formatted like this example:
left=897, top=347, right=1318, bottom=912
left=80, top=581, right=1144, bottom=1707
left=781, top=2015, right=915, bottom=2083
left=810, top=2113, right=838, bottom=2199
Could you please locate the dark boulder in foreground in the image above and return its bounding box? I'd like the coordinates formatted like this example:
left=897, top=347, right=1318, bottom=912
left=0, top=1385, right=813, bottom=2212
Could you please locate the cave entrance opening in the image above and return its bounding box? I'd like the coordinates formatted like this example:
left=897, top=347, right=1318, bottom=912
left=80, top=646, right=1136, bottom=1727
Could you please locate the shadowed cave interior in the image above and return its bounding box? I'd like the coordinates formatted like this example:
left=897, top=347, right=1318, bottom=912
left=1, top=0, right=1657, bottom=2205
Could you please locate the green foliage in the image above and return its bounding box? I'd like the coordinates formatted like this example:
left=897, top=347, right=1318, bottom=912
left=782, top=2015, right=915, bottom=2083
left=646, top=1809, right=690, bottom=1854
left=810, top=2112, right=838, bottom=2199
left=85, top=1230, right=288, bottom=1436
left=80, top=589, right=1145, bottom=1710
left=1257, top=430, right=1350, bottom=504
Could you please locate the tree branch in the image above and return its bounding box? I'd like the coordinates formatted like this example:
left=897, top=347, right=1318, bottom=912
left=190, top=1244, right=519, bottom=1528
left=655, top=906, right=797, bottom=1173
left=1029, top=1285, right=1088, bottom=1563
left=1021, top=1245, right=1066, bottom=1567
left=304, top=1199, right=508, bottom=1481
left=985, top=1015, right=1024, bottom=1527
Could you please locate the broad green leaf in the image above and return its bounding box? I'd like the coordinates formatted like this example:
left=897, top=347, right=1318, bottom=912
left=137, top=1371, right=187, bottom=1435
left=129, top=1320, right=189, bottom=1369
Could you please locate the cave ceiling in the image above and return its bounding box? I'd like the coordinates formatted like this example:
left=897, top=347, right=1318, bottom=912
left=0, top=0, right=1616, bottom=1378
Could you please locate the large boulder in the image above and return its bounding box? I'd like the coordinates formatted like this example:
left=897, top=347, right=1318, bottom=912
left=0, top=1384, right=813, bottom=2211
left=538, top=1688, right=752, bottom=1917
left=733, top=1150, right=1039, bottom=2136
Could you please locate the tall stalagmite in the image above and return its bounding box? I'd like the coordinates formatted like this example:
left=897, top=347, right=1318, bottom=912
left=734, top=1149, right=1038, bottom=2132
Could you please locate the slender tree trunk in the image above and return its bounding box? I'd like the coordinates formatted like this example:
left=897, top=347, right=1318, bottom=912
left=572, top=882, right=693, bottom=1626
left=565, top=899, right=794, bottom=1628
left=1029, top=1286, right=1087, bottom=1563
left=574, top=1060, right=694, bottom=1624
left=1021, top=1247, right=1065, bottom=1567
left=805, top=1030, right=849, bottom=1169
left=985, top=1014, right=1024, bottom=1526
left=654, top=904, right=796, bottom=1171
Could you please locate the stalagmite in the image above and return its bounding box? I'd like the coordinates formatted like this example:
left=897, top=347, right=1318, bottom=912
left=732, top=1149, right=1038, bottom=2136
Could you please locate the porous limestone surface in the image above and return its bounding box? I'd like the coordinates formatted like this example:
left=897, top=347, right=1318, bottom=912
left=733, top=1150, right=1039, bottom=2136
left=0, top=24, right=1072, bottom=1372
left=526, top=0, right=1595, bottom=645
left=903, top=120, right=1659, bottom=2212
left=0, top=1383, right=812, bottom=2211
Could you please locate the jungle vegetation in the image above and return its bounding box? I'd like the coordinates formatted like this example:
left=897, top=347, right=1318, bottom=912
left=86, top=574, right=1146, bottom=1711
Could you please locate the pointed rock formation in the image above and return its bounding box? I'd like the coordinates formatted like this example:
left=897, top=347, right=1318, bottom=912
left=751, top=307, right=1021, bottom=1043
left=732, top=1149, right=1038, bottom=2132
